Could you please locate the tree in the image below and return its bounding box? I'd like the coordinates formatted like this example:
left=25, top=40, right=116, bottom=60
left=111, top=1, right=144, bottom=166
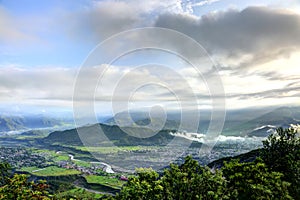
left=0, top=174, right=50, bottom=200
left=54, top=188, right=98, bottom=199
left=113, top=156, right=229, bottom=200
left=0, top=162, right=11, bottom=186
left=222, top=159, right=292, bottom=200
left=110, top=155, right=295, bottom=200
left=161, top=156, right=228, bottom=200
left=115, top=168, right=163, bottom=200
left=0, top=162, right=50, bottom=200
left=261, top=127, right=300, bottom=198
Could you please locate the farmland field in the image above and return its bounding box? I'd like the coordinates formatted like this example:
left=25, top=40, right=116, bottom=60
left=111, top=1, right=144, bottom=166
left=21, top=166, right=81, bottom=176
left=85, top=175, right=125, bottom=189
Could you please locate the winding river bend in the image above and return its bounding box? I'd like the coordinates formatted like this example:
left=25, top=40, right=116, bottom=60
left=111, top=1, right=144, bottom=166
left=68, top=154, right=115, bottom=173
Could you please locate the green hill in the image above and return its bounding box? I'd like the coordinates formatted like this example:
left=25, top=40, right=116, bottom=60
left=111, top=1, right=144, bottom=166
left=44, top=123, right=179, bottom=146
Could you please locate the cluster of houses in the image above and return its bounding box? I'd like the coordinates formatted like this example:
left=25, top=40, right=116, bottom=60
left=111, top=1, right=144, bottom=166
left=0, top=147, right=47, bottom=168
left=56, top=160, right=106, bottom=175
left=57, top=160, right=85, bottom=172
left=55, top=155, right=128, bottom=181
left=0, top=147, right=130, bottom=183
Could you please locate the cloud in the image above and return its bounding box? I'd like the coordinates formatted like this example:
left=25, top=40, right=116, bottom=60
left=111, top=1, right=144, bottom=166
left=155, top=6, right=300, bottom=68
left=62, top=3, right=300, bottom=70
left=1, top=2, right=300, bottom=110
left=63, top=0, right=186, bottom=42
left=0, top=64, right=214, bottom=110
left=63, top=1, right=139, bottom=42
left=72, top=5, right=300, bottom=73
left=233, top=85, right=300, bottom=100
left=191, top=0, right=221, bottom=7
left=2, top=63, right=298, bottom=110
left=0, top=66, right=76, bottom=102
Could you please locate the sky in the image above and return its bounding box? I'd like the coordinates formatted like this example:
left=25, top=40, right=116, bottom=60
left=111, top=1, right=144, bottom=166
left=1, top=0, right=300, bottom=117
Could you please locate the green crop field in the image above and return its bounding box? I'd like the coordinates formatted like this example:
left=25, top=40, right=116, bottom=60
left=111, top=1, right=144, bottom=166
left=85, top=175, right=125, bottom=189
left=21, top=166, right=81, bottom=176
left=73, top=160, right=91, bottom=167
left=21, top=166, right=40, bottom=172
left=53, top=155, right=70, bottom=161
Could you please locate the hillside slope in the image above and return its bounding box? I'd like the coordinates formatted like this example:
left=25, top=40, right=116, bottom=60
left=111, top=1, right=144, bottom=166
left=0, top=115, right=63, bottom=132
left=44, top=123, right=179, bottom=146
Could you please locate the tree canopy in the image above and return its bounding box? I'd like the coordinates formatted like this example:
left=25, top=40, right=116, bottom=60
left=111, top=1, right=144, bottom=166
left=261, top=127, right=300, bottom=198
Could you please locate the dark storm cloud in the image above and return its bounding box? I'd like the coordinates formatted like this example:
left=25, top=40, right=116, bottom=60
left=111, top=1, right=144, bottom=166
left=64, top=4, right=300, bottom=69
left=155, top=6, right=300, bottom=67
left=64, top=1, right=141, bottom=42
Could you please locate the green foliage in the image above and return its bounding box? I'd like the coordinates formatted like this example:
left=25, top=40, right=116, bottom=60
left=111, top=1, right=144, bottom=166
left=113, top=156, right=229, bottom=200
left=161, top=156, right=228, bottom=200
left=22, top=166, right=81, bottom=176
left=262, top=127, right=300, bottom=198
left=222, top=159, right=292, bottom=200
left=85, top=175, right=124, bottom=189
left=0, top=174, right=50, bottom=200
left=54, top=188, right=100, bottom=200
left=0, top=162, right=11, bottom=186
left=0, top=162, right=51, bottom=199
left=115, top=168, right=163, bottom=200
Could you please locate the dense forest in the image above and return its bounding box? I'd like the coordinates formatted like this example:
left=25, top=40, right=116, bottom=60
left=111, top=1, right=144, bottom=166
left=0, top=127, right=299, bottom=199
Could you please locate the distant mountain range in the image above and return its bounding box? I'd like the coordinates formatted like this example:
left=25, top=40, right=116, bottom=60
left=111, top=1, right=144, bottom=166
left=228, top=107, right=300, bottom=136
left=2, top=106, right=298, bottom=146
left=105, top=106, right=300, bottom=137
left=41, top=106, right=300, bottom=148
left=105, top=112, right=180, bottom=130
left=0, top=114, right=66, bottom=133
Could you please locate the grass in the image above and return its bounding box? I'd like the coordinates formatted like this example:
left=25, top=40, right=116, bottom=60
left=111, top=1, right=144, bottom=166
left=55, top=188, right=103, bottom=199
left=53, top=155, right=70, bottom=161
left=32, top=149, right=71, bottom=163
left=21, top=166, right=81, bottom=176
left=73, top=160, right=91, bottom=167
left=85, top=175, right=125, bottom=189
left=21, top=166, right=40, bottom=172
